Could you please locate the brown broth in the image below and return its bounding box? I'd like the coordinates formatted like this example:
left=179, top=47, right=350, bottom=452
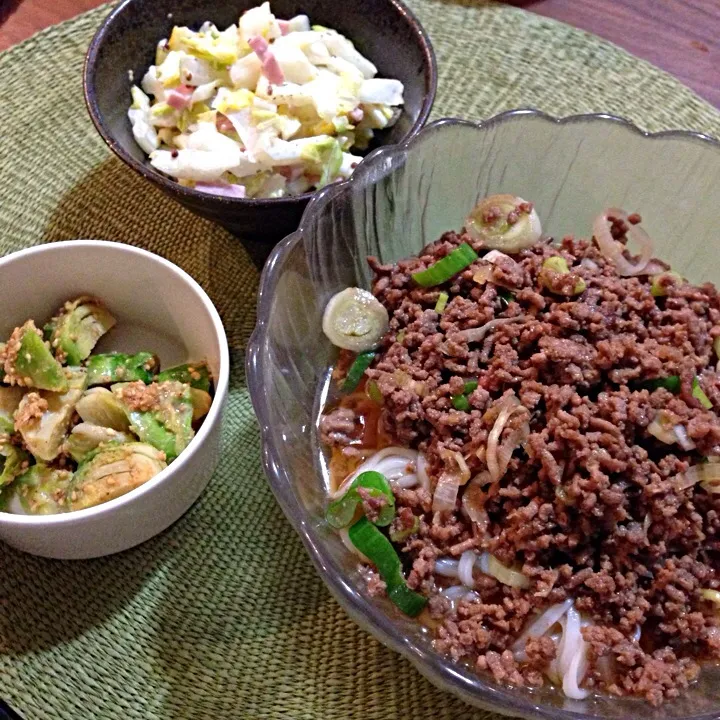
left=327, top=376, right=390, bottom=492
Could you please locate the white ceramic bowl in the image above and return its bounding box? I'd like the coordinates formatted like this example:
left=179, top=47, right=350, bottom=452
left=0, top=240, right=229, bottom=559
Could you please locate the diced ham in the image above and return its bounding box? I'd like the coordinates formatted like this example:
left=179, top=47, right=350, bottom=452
left=277, top=19, right=291, bottom=35
left=349, top=107, right=364, bottom=123
left=216, top=114, right=235, bottom=134
left=276, top=165, right=303, bottom=181
left=248, top=35, right=285, bottom=85
left=165, top=85, right=194, bottom=110
left=194, top=182, right=247, bottom=198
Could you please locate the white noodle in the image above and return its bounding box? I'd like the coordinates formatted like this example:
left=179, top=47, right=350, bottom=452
left=558, top=605, right=582, bottom=674
left=416, top=453, right=431, bottom=492
left=556, top=606, right=591, bottom=700
left=441, top=586, right=480, bottom=612
left=563, top=641, right=590, bottom=700
left=435, top=558, right=460, bottom=578
left=512, top=599, right=573, bottom=660
left=458, top=550, right=478, bottom=588
left=331, top=446, right=425, bottom=498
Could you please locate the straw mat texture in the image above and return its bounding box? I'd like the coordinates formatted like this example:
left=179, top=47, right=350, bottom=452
left=1, top=2, right=720, bottom=719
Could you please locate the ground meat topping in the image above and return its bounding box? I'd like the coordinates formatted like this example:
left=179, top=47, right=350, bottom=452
left=325, top=217, right=720, bottom=704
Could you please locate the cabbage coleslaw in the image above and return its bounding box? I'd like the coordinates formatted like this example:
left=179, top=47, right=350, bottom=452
left=128, top=2, right=405, bottom=199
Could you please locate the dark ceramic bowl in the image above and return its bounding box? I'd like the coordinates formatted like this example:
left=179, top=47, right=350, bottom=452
left=83, top=0, right=436, bottom=250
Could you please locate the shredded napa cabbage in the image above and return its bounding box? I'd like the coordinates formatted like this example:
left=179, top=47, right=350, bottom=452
left=127, top=2, right=404, bottom=198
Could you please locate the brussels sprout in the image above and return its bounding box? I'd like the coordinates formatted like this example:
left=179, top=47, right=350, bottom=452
left=1, top=321, right=68, bottom=392
left=156, top=362, right=212, bottom=392
left=64, top=423, right=134, bottom=463
left=190, top=388, right=212, bottom=422
left=66, top=442, right=167, bottom=511
left=46, top=296, right=116, bottom=365
left=113, top=380, right=194, bottom=461
left=15, top=368, right=88, bottom=462
left=0, top=385, right=25, bottom=433
left=0, top=443, right=31, bottom=488
left=1, top=464, right=73, bottom=515
left=86, top=352, right=159, bottom=386
left=75, top=388, right=132, bottom=432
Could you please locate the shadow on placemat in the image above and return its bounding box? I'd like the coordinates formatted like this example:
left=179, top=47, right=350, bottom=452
left=1, top=536, right=178, bottom=654
left=40, top=158, right=261, bottom=352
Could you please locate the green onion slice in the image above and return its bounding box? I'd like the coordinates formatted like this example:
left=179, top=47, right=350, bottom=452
left=693, top=376, right=713, bottom=409
left=411, top=244, right=478, bottom=288
left=366, top=379, right=383, bottom=405
left=640, top=376, right=681, bottom=394
left=463, top=378, right=479, bottom=394
left=342, top=351, right=375, bottom=393
left=497, top=288, right=514, bottom=308
left=326, top=471, right=395, bottom=529
left=348, top=517, right=428, bottom=616
left=451, top=394, right=471, bottom=411
left=434, top=292, right=449, bottom=314
left=389, top=515, right=420, bottom=543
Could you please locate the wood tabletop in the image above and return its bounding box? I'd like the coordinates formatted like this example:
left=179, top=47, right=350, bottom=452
left=1, top=0, right=719, bottom=110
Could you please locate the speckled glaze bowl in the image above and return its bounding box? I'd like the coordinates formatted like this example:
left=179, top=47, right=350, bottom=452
left=247, top=111, right=720, bottom=719
left=83, top=0, right=436, bottom=251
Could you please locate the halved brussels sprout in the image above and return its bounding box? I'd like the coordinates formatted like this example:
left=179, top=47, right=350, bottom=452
left=0, top=385, right=26, bottom=433
left=66, top=442, right=167, bottom=511
left=65, top=423, right=134, bottom=463
left=15, top=368, right=88, bottom=462
left=157, top=362, right=212, bottom=392
left=190, top=388, right=212, bottom=422
left=86, top=352, right=159, bottom=386
left=1, top=321, right=68, bottom=392
left=113, top=380, right=194, bottom=461
left=75, top=387, right=132, bottom=432
left=0, top=443, right=30, bottom=488
left=46, top=296, right=116, bottom=365
left=1, top=464, right=73, bottom=515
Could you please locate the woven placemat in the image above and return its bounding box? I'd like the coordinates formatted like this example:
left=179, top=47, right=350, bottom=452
left=1, top=3, right=719, bottom=719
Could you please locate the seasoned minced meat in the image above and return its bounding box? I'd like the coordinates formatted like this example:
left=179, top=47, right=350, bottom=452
left=327, top=221, right=720, bottom=704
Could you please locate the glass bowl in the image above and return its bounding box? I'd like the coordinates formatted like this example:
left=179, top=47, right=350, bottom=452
left=246, top=110, right=720, bottom=719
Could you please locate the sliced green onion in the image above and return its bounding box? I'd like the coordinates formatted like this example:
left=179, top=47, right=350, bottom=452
left=693, top=376, right=712, bottom=409
left=326, top=471, right=395, bottom=529
left=463, top=379, right=479, bottom=394
left=465, top=195, right=542, bottom=252
left=451, top=394, right=471, bottom=411
left=366, top=379, right=383, bottom=405
left=497, top=288, right=514, bottom=308
left=650, top=271, right=683, bottom=297
left=389, top=515, right=420, bottom=543
left=411, top=243, right=478, bottom=288
left=348, top=517, right=428, bottom=616
left=342, top=351, right=375, bottom=393
left=701, top=589, right=720, bottom=606
left=539, top=256, right=586, bottom=295
left=641, top=375, right=681, bottom=393
left=434, top=292, right=449, bottom=314
left=396, top=330, right=406, bottom=344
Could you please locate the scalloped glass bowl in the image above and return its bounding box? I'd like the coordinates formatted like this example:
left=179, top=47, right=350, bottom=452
left=246, top=111, right=720, bottom=719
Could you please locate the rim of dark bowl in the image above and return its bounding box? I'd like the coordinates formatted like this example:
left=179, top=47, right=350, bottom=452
left=246, top=109, right=720, bottom=720
left=83, top=0, right=438, bottom=207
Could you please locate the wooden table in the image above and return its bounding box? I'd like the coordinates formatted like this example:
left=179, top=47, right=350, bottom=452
left=1, top=0, right=719, bottom=110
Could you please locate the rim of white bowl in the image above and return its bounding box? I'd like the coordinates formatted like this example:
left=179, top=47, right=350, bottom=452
left=0, top=239, right=230, bottom=526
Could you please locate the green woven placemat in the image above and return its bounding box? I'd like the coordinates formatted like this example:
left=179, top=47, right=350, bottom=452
left=1, top=3, right=719, bottom=719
